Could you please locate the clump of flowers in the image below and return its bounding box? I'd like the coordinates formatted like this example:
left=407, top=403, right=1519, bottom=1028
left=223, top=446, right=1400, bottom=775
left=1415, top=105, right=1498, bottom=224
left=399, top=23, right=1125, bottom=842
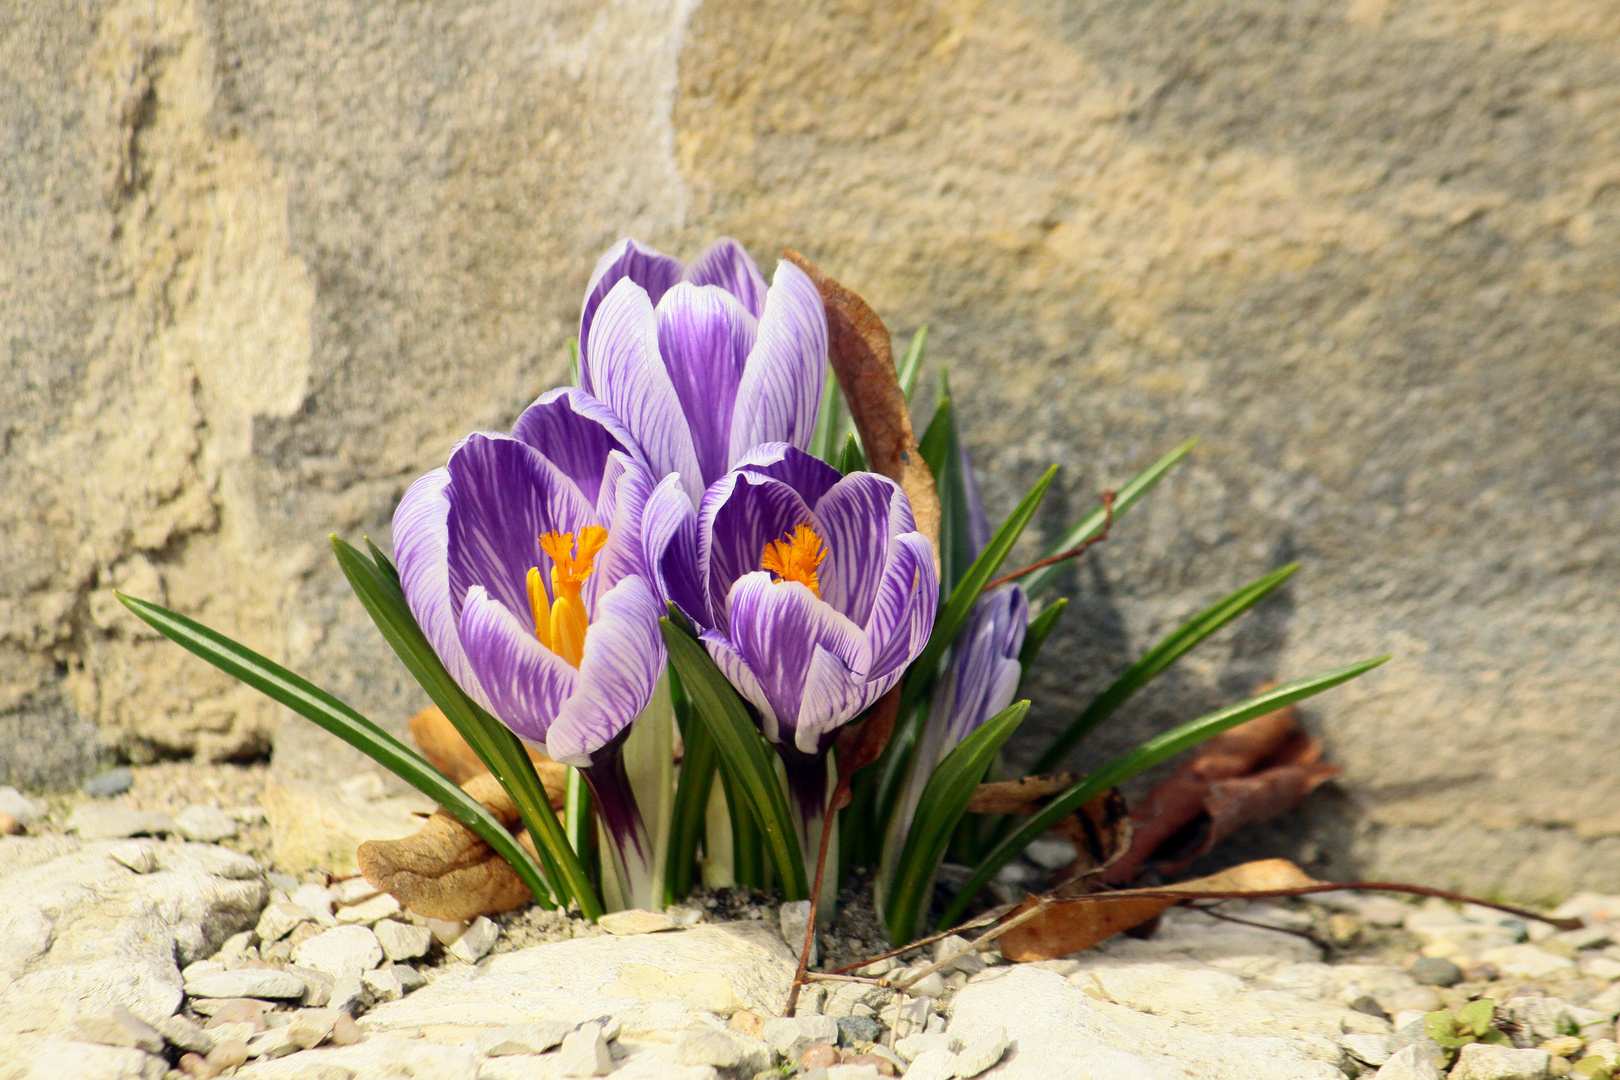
left=122, top=236, right=1385, bottom=939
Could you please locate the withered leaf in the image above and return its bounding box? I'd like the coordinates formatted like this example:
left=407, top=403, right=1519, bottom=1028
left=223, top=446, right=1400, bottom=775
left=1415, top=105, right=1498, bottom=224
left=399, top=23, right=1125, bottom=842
left=834, top=686, right=902, bottom=804
left=357, top=772, right=538, bottom=920
left=1105, top=698, right=1338, bottom=885
left=998, top=858, right=1321, bottom=961
left=780, top=249, right=940, bottom=570
left=410, top=705, right=569, bottom=808
left=1049, top=788, right=1132, bottom=887
left=965, top=772, right=1086, bottom=815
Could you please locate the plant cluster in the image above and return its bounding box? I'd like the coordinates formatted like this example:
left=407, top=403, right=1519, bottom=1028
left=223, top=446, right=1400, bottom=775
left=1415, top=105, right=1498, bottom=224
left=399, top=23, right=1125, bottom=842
left=121, top=238, right=1385, bottom=944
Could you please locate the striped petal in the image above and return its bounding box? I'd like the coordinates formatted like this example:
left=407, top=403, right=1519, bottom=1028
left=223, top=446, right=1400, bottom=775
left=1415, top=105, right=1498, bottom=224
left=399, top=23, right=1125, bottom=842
left=682, top=237, right=769, bottom=318
left=811, top=470, right=912, bottom=629
left=728, top=260, right=828, bottom=461
left=391, top=468, right=495, bottom=713
left=863, top=532, right=939, bottom=682
left=546, top=576, right=666, bottom=766
left=696, top=470, right=816, bottom=636
left=509, top=387, right=644, bottom=505
left=579, top=238, right=683, bottom=387
left=655, top=282, right=758, bottom=491
left=445, top=434, right=596, bottom=623
left=457, top=585, right=579, bottom=745
left=731, top=442, right=843, bottom=510
left=642, top=474, right=706, bottom=623
left=585, top=278, right=705, bottom=505
left=586, top=450, right=655, bottom=613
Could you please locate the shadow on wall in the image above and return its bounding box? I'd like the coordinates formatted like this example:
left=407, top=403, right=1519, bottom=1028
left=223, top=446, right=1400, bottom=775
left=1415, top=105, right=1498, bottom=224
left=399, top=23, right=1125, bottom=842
left=1009, top=526, right=1382, bottom=881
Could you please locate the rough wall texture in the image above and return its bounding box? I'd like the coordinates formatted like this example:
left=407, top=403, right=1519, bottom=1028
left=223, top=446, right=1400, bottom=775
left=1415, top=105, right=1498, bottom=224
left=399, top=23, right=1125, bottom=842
left=3, top=0, right=1616, bottom=899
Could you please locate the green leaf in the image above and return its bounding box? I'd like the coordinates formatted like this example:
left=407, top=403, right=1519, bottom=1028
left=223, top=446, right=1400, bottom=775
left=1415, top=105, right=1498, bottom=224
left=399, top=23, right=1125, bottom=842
left=837, top=432, right=867, bottom=475
left=938, top=655, right=1390, bottom=928
left=1458, top=999, right=1495, bottom=1038
left=567, top=336, right=580, bottom=387
left=331, top=538, right=602, bottom=917
left=666, top=665, right=717, bottom=901
left=1018, top=598, right=1068, bottom=674
left=1022, top=437, right=1198, bottom=599
left=916, top=377, right=976, bottom=593
left=659, top=616, right=809, bottom=899
left=564, top=768, right=592, bottom=860
left=882, top=701, right=1028, bottom=942
left=897, top=325, right=928, bottom=402
left=1029, top=563, right=1300, bottom=775
left=114, top=592, right=558, bottom=909
left=901, top=465, right=1058, bottom=717
left=810, top=364, right=850, bottom=464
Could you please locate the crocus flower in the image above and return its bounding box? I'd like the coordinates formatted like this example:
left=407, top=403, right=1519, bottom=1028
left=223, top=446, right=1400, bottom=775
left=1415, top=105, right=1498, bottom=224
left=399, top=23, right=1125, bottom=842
left=390, top=387, right=665, bottom=897
left=643, top=443, right=938, bottom=832
left=891, top=583, right=1028, bottom=847
left=577, top=237, right=828, bottom=506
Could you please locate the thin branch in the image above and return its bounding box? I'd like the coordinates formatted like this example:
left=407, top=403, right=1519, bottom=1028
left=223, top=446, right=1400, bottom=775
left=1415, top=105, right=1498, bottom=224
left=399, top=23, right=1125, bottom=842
left=984, top=490, right=1116, bottom=591
left=1190, top=902, right=1333, bottom=953
left=783, top=777, right=848, bottom=1017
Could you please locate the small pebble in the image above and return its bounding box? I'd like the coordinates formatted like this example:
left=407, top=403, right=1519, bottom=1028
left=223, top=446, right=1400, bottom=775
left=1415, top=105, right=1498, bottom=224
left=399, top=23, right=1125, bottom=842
left=290, top=883, right=338, bottom=925
left=336, top=891, right=403, bottom=925
left=186, top=968, right=307, bottom=999
left=481, top=1021, right=571, bottom=1056
left=178, top=1051, right=221, bottom=1079
left=729, top=1010, right=766, bottom=1039
left=1387, top=986, right=1444, bottom=1014
left=1411, top=957, right=1464, bottom=987
left=598, top=908, right=679, bottom=935
left=557, top=1021, right=614, bottom=1076
left=175, top=804, right=238, bottom=842
left=158, top=1014, right=216, bottom=1054
left=801, top=1042, right=842, bottom=1070
left=0, top=814, right=20, bottom=835
left=1352, top=995, right=1393, bottom=1021
left=1022, top=837, right=1078, bottom=870
left=255, top=900, right=315, bottom=943
left=780, top=900, right=816, bottom=965
left=953, top=1027, right=1011, bottom=1079
left=205, top=1039, right=250, bottom=1072
left=195, top=999, right=264, bottom=1025
left=286, top=1008, right=339, bottom=1050
left=1465, top=963, right=1502, bottom=983
left=904, top=1049, right=961, bottom=1080
left=836, top=1015, right=884, bottom=1046
left=446, top=916, right=498, bottom=963
left=1328, top=914, right=1363, bottom=945
left=83, top=766, right=135, bottom=797
left=841, top=1051, right=898, bottom=1075
left=74, top=1004, right=164, bottom=1053
left=374, top=918, right=432, bottom=961
left=291, top=925, right=384, bottom=980
left=330, top=1014, right=364, bottom=1045
left=0, top=787, right=43, bottom=825
left=330, top=877, right=381, bottom=904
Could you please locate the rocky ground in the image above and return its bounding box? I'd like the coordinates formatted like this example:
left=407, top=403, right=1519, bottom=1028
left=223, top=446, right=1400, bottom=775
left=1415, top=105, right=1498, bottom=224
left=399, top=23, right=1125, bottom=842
left=5, top=766, right=1620, bottom=1080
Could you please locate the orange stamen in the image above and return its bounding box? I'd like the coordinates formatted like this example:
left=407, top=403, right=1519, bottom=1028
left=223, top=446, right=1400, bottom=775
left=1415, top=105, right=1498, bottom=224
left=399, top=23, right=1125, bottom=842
left=528, top=526, right=608, bottom=668
left=761, top=523, right=827, bottom=599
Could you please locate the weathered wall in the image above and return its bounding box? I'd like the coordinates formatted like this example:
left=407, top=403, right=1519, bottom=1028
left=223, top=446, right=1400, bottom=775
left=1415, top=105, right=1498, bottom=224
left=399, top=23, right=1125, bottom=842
left=4, top=0, right=1617, bottom=899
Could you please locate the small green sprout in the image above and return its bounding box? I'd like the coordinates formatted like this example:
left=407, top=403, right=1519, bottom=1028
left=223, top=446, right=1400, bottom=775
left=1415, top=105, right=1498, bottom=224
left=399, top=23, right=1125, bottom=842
left=1424, top=1000, right=1510, bottom=1064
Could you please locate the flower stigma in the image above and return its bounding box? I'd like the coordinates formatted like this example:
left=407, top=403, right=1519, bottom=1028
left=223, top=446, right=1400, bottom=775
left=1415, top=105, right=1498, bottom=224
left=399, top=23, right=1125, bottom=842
left=761, top=523, right=826, bottom=599
left=526, top=526, right=609, bottom=668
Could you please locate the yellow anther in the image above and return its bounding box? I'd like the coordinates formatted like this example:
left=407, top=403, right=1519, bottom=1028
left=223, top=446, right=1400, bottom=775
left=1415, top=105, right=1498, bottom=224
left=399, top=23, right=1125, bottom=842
left=527, top=527, right=608, bottom=669
left=761, top=523, right=826, bottom=599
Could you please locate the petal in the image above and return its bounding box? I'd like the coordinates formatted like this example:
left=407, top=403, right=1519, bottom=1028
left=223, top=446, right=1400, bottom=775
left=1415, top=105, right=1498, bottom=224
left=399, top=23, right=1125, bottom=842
left=701, top=631, right=782, bottom=742
left=445, top=433, right=596, bottom=624
left=934, top=586, right=1027, bottom=749
left=863, top=532, right=940, bottom=681
left=960, top=443, right=992, bottom=559
left=509, top=387, right=644, bottom=505
left=546, top=577, right=665, bottom=766
left=391, top=469, right=495, bottom=713
left=811, top=470, right=910, bottom=627
left=642, top=474, right=707, bottom=624
left=714, top=572, right=870, bottom=746
left=696, top=470, right=816, bottom=636
left=585, top=278, right=705, bottom=504
left=730, top=442, right=843, bottom=510
left=728, top=260, right=828, bottom=462
left=655, top=282, right=758, bottom=490
left=587, top=450, right=655, bottom=612
left=682, top=237, right=769, bottom=318
left=457, top=585, right=578, bottom=744
left=579, top=238, right=683, bottom=388
left=792, top=646, right=881, bottom=755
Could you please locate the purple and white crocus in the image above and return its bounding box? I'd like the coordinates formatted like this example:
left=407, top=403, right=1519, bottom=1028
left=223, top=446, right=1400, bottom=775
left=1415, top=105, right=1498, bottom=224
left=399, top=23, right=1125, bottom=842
left=390, top=387, right=666, bottom=900
left=578, top=237, right=829, bottom=507
left=643, top=443, right=938, bottom=845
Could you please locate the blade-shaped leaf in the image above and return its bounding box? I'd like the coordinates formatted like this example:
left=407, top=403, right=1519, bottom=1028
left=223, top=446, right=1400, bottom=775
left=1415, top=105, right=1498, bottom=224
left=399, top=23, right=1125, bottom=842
left=1029, top=563, right=1300, bottom=775
left=1018, top=598, right=1068, bottom=674
left=659, top=616, right=809, bottom=899
left=917, top=377, right=976, bottom=593
left=666, top=665, right=717, bottom=901
left=567, top=335, right=580, bottom=387
left=938, top=655, right=1390, bottom=928
left=900, top=465, right=1058, bottom=716
left=882, top=701, right=1028, bottom=942
left=332, top=537, right=602, bottom=917
left=810, top=363, right=851, bottom=464
left=564, top=767, right=592, bottom=860
left=115, top=592, right=558, bottom=909
left=837, top=432, right=868, bottom=475
left=1022, top=437, right=1198, bottom=599
left=897, top=325, right=928, bottom=402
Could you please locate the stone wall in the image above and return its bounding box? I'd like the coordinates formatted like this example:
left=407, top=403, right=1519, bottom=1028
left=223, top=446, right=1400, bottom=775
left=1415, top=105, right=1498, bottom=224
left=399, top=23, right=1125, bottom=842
left=5, top=0, right=1617, bottom=899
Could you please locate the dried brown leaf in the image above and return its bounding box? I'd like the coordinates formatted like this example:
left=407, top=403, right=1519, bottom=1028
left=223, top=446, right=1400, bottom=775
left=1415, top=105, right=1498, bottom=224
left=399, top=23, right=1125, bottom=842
left=409, top=705, right=569, bottom=807
left=357, top=773, right=538, bottom=920
left=780, top=249, right=940, bottom=570
left=965, top=772, right=1085, bottom=815
left=998, top=858, right=1321, bottom=961
left=1049, top=789, right=1132, bottom=887
left=1105, top=698, right=1338, bottom=885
